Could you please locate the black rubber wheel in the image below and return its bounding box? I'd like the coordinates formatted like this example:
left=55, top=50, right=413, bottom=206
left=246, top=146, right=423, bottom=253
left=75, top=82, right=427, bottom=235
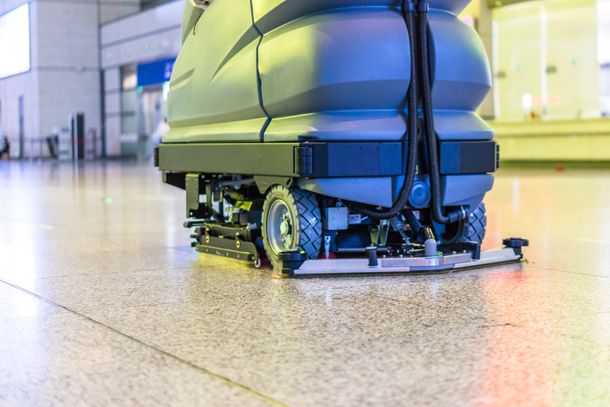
left=261, top=186, right=322, bottom=266
left=461, top=203, right=487, bottom=244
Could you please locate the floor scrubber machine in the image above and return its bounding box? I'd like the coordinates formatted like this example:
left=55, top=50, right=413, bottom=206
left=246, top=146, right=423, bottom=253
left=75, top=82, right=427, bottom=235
left=156, top=0, right=528, bottom=276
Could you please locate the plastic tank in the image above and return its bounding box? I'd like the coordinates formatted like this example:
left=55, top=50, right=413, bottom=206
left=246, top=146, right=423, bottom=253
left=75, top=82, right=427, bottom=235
left=165, top=0, right=493, bottom=209
left=166, top=0, right=491, bottom=144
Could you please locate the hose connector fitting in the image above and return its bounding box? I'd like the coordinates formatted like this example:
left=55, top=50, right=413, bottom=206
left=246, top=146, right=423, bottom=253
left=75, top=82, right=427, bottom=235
left=447, top=206, right=468, bottom=224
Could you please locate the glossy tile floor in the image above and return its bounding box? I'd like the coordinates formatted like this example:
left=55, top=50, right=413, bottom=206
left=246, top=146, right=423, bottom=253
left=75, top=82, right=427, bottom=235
left=1, top=161, right=610, bottom=406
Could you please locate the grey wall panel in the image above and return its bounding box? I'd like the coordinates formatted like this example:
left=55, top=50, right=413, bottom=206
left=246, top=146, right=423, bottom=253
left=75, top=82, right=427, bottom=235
left=101, top=28, right=182, bottom=68
left=38, top=70, right=101, bottom=139
left=36, top=2, right=99, bottom=69
left=105, top=115, right=122, bottom=156
left=104, top=92, right=121, bottom=115
left=101, top=0, right=183, bottom=46
left=103, top=68, right=120, bottom=92
left=99, top=0, right=139, bottom=24
left=0, top=72, right=38, bottom=157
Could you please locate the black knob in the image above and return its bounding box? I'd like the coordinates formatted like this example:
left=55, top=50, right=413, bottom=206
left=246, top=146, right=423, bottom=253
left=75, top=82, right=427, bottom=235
left=503, top=237, right=529, bottom=256
left=278, top=250, right=307, bottom=275
left=366, top=246, right=379, bottom=267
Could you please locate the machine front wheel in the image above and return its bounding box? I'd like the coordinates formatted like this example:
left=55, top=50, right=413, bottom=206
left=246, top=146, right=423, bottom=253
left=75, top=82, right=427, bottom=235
left=261, top=186, right=322, bottom=267
left=461, top=203, right=487, bottom=244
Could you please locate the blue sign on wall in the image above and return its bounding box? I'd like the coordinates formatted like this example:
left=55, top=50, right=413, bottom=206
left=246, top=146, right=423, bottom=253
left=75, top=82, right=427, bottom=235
left=137, top=57, right=176, bottom=87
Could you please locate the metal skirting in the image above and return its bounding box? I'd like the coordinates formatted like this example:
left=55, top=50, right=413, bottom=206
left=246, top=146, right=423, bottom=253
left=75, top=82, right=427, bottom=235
left=281, top=248, right=523, bottom=277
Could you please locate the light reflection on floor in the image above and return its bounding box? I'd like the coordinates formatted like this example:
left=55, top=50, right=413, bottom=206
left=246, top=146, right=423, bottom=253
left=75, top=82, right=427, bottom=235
left=1, top=160, right=610, bottom=406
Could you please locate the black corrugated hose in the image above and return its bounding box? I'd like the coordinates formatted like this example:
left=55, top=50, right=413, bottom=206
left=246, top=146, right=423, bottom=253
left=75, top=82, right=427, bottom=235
left=355, top=0, right=419, bottom=220
left=417, top=0, right=467, bottom=224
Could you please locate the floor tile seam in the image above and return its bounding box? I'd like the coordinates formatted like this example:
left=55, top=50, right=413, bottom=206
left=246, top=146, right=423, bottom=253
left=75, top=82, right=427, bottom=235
left=21, top=268, right=321, bottom=285
left=527, top=263, right=610, bottom=280
left=11, top=266, right=201, bottom=281
left=372, top=286, right=610, bottom=343
left=478, top=322, right=610, bottom=358
left=0, top=278, right=288, bottom=407
left=363, top=292, right=511, bottom=329
left=499, top=317, right=610, bottom=354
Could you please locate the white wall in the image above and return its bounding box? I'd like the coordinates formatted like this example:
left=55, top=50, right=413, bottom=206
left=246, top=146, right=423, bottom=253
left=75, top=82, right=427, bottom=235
left=100, top=0, right=140, bottom=24
left=33, top=0, right=101, bottom=149
left=0, top=0, right=140, bottom=158
left=0, top=0, right=35, bottom=157
left=0, top=0, right=27, bottom=15
left=100, top=0, right=183, bottom=54
left=0, top=73, right=38, bottom=158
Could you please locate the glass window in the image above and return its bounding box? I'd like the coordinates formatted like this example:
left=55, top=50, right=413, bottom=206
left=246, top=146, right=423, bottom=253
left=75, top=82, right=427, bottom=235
left=0, top=4, right=30, bottom=79
left=599, top=0, right=610, bottom=116
left=120, top=65, right=137, bottom=134
left=493, top=3, right=543, bottom=121
left=121, top=65, right=137, bottom=91
left=492, top=0, right=604, bottom=121
left=121, top=113, right=137, bottom=135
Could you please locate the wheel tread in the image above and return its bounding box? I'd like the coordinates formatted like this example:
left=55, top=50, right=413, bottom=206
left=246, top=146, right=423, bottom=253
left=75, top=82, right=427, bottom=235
left=464, top=203, right=487, bottom=244
left=262, top=187, right=322, bottom=265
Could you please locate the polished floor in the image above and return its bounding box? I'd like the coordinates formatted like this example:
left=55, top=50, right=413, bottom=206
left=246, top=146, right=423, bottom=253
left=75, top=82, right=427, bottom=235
left=1, top=161, right=610, bottom=406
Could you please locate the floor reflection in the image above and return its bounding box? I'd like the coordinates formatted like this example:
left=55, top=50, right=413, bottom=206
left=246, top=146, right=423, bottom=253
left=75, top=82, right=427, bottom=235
left=1, top=161, right=610, bottom=405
